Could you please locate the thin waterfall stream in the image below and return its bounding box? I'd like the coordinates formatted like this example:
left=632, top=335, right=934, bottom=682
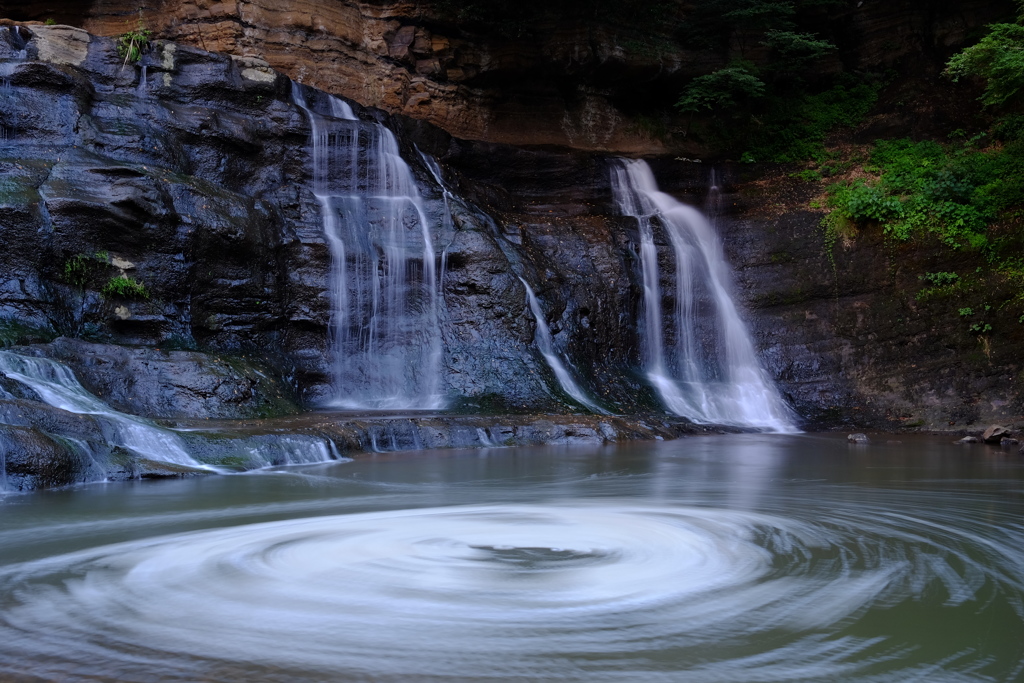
left=292, top=84, right=443, bottom=410
left=518, top=278, right=607, bottom=413
left=611, top=159, right=795, bottom=431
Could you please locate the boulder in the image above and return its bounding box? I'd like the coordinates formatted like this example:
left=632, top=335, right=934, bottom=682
left=847, top=433, right=869, bottom=443
left=956, top=436, right=978, bottom=444
left=982, top=425, right=1011, bottom=444
left=0, top=424, right=90, bottom=490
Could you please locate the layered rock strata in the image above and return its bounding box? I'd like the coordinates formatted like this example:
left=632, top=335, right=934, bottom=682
left=0, top=0, right=1014, bottom=151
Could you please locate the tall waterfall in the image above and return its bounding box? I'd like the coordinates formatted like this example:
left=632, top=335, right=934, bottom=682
left=610, top=160, right=795, bottom=432
left=292, top=84, right=443, bottom=410
left=518, top=278, right=607, bottom=414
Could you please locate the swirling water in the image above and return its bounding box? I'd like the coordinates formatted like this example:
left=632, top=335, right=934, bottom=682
left=0, top=434, right=1021, bottom=682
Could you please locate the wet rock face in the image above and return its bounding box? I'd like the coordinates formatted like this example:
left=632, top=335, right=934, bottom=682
left=0, top=26, right=643, bottom=413
left=0, top=26, right=329, bottom=395
left=0, top=25, right=1020, bottom=432
left=708, top=167, right=1024, bottom=432
left=18, top=338, right=299, bottom=419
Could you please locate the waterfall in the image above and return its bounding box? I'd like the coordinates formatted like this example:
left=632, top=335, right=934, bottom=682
left=518, top=278, right=607, bottom=413
left=610, top=160, right=795, bottom=432
left=136, top=64, right=148, bottom=95
left=0, top=351, right=209, bottom=468
left=292, top=83, right=443, bottom=410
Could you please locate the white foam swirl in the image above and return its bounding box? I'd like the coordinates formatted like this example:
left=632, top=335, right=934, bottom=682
left=0, top=501, right=1020, bottom=681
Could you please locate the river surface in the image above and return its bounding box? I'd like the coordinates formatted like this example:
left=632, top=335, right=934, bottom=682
left=0, top=433, right=1022, bottom=682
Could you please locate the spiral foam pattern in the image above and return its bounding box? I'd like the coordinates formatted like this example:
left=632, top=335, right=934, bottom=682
left=0, top=499, right=1021, bottom=681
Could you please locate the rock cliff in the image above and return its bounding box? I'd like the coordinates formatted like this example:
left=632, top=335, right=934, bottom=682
left=0, top=20, right=1021, bottom=472
left=0, top=0, right=1014, bottom=152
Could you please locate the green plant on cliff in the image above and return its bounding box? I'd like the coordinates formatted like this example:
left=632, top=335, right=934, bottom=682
left=823, top=137, right=1024, bottom=249
left=61, top=252, right=110, bottom=289
left=820, top=131, right=1024, bottom=323
left=101, top=275, right=150, bottom=300
left=116, top=12, right=152, bottom=67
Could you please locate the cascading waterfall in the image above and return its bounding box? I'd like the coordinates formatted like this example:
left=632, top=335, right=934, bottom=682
left=292, top=83, right=443, bottom=410
left=518, top=278, right=607, bottom=413
left=610, top=159, right=795, bottom=431
left=0, top=351, right=207, bottom=469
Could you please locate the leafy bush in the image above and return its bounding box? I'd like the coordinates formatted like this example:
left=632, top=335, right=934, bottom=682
left=760, top=29, right=835, bottom=74
left=676, top=63, right=766, bottom=113
left=825, top=137, right=1024, bottom=249
left=921, top=271, right=961, bottom=286
left=116, top=19, right=152, bottom=66
left=102, top=276, right=150, bottom=300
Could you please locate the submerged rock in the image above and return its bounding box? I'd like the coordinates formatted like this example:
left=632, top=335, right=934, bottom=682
left=956, top=436, right=979, bottom=444
left=847, top=433, right=869, bottom=443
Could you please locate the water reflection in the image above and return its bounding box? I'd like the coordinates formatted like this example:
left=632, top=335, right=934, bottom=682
left=0, top=434, right=1021, bottom=681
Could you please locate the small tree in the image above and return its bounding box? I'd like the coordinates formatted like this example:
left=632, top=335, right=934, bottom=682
left=676, top=64, right=766, bottom=114
left=945, top=12, right=1024, bottom=108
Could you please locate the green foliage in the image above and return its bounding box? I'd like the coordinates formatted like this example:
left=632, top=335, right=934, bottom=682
left=742, top=77, right=879, bottom=162
left=0, top=319, right=56, bottom=348
left=945, top=22, right=1024, bottom=108
left=921, top=271, right=960, bottom=286
left=722, top=1, right=795, bottom=30
left=791, top=168, right=822, bottom=182
left=116, top=14, right=152, bottom=67
left=673, top=0, right=872, bottom=163
left=824, top=137, right=1024, bottom=249
left=676, top=63, right=765, bottom=114
left=43, top=18, right=56, bottom=26
left=102, top=276, right=150, bottom=300
left=760, top=30, right=835, bottom=74
left=61, top=252, right=109, bottom=289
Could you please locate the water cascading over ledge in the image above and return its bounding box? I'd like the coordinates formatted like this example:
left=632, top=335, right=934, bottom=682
left=611, top=160, right=796, bottom=432
left=292, top=84, right=444, bottom=410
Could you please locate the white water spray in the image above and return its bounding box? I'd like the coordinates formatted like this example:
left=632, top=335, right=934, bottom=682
left=292, top=83, right=443, bottom=410
left=518, top=278, right=606, bottom=413
left=611, top=160, right=795, bottom=431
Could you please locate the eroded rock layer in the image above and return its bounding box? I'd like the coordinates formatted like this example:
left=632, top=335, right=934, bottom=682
left=0, top=0, right=1014, bottom=151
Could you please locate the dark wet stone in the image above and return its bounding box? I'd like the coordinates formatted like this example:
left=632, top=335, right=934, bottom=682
left=982, top=425, right=1011, bottom=444
left=0, top=424, right=90, bottom=490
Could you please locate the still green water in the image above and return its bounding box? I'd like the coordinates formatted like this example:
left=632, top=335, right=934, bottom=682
left=0, top=433, right=1021, bottom=681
